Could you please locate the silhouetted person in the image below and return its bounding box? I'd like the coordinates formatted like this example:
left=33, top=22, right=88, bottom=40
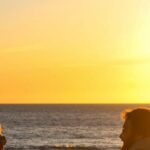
left=120, top=107, right=150, bottom=150
left=0, top=125, right=6, bottom=150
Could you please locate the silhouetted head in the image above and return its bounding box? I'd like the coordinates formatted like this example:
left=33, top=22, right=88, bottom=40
left=120, top=107, right=150, bottom=150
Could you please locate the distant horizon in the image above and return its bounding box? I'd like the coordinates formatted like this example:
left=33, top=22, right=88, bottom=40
left=0, top=102, right=150, bottom=105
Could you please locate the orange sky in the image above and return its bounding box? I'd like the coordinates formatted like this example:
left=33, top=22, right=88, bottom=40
left=0, top=0, right=150, bottom=103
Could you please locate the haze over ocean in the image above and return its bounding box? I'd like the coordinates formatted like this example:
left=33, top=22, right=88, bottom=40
left=0, top=104, right=148, bottom=150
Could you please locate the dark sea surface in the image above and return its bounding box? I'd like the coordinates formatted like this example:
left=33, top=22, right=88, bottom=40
left=0, top=104, right=149, bottom=150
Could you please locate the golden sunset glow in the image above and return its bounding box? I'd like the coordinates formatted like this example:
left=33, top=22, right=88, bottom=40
left=0, top=0, right=150, bottom=103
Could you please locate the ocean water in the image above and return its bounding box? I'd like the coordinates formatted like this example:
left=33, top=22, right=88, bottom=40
left=0, top=104, right=148, bottom=150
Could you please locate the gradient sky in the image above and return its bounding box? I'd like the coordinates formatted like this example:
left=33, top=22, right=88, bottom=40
left=0, top=0, right=150, bottom=103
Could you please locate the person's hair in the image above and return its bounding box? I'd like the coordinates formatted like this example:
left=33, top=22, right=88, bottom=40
left=121, top=107, right=150, bottom=137
left=121, top=107, right=150, bottom=150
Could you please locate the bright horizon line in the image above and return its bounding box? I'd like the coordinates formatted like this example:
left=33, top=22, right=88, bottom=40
left=0, top=102, right=149, bottom=105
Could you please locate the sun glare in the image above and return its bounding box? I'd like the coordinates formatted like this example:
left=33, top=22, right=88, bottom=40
left=134, top=8, right=150, bottom=58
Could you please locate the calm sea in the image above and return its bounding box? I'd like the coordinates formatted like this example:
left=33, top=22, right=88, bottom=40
left=0, top=104, right=148, bottom=150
